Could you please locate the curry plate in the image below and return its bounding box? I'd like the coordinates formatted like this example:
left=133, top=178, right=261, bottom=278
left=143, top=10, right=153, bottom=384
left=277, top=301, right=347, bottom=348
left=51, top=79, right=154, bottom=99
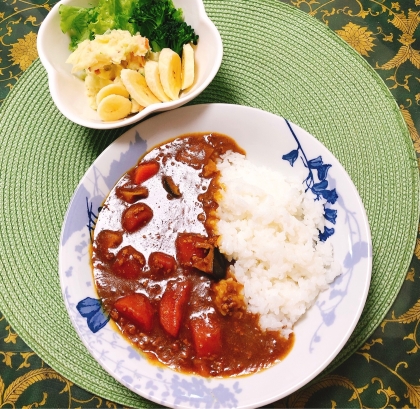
left=59, top=103, right=372, bottom=408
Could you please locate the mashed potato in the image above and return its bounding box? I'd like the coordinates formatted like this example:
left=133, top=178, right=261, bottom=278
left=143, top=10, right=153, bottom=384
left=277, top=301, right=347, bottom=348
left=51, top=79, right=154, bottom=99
left=66, top=29, right=151, bottom=111
left=66, top=29, right=150, bottom=74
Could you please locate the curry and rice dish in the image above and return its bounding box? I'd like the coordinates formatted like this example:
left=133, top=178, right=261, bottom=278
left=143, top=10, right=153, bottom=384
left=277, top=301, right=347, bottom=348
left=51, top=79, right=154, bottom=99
left=92, top=132, right=340, bottom=377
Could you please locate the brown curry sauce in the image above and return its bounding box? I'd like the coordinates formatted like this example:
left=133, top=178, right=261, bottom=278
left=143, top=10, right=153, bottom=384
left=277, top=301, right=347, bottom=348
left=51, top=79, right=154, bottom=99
left=92, top=133, right=294, bottom=377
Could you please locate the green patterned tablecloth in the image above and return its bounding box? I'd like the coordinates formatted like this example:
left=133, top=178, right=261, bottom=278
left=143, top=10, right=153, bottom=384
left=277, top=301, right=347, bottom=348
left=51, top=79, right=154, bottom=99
left=1, top=0, right=420, bottom=408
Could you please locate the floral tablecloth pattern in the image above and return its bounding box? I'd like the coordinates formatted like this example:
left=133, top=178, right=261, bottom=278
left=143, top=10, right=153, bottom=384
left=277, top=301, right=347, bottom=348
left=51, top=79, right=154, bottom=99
left=1, top=0, right=420, bottom=408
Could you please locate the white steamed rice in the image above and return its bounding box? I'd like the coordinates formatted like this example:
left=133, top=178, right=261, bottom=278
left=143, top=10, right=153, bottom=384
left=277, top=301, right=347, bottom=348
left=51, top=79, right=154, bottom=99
left=215, top=151, right=341, bottom=338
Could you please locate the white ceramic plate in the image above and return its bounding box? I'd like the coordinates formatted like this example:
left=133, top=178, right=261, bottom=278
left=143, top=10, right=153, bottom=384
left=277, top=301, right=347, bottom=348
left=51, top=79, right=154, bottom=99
left=59, top=104, right=372, bottom=408
left=37, top=0, right=222, bottom=130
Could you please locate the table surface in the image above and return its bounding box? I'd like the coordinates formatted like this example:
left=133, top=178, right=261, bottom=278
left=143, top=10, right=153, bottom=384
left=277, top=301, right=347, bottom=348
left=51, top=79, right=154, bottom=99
left=1, top=0, right=420, bottom=408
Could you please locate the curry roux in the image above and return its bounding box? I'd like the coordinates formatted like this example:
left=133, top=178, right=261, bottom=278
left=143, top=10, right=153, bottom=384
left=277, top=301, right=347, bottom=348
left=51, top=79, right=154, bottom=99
left=92, top=133, right=294, bottom=377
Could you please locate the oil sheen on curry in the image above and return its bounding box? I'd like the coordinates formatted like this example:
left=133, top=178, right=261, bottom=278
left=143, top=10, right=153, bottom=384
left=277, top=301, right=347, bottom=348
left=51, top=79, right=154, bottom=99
left=92, top=133, right=294, bottom=377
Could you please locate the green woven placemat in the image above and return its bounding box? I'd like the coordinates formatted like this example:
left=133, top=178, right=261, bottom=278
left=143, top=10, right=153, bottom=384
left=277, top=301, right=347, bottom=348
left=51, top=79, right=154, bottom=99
left=0, top=0, right=418, bottom=407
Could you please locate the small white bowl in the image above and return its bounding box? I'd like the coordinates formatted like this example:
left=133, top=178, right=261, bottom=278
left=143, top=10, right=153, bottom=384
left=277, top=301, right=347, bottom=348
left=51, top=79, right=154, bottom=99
left=37, top=0, right=223, bottom=129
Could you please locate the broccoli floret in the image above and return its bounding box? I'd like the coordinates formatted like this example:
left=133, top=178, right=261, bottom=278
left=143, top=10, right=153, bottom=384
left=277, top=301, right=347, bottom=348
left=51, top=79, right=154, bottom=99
left=156, top=20, right=198, bottom=55
left=130, top=0, right=168, bottom=38
left=130, top=0, right=198, bottom=55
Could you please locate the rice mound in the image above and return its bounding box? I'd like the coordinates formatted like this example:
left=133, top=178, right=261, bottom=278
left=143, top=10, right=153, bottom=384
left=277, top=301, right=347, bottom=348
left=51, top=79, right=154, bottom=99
left=215, top=152, right=341, bottom=338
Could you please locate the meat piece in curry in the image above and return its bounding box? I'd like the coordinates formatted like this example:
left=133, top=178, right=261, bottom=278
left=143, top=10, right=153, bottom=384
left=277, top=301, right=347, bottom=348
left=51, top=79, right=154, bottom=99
left=92, top=133, right=294, bottom=377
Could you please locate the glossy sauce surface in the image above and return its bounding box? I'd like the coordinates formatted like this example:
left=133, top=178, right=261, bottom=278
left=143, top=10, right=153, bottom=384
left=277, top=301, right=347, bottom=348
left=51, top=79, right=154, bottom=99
left=92, top=133, right=294, bottom=377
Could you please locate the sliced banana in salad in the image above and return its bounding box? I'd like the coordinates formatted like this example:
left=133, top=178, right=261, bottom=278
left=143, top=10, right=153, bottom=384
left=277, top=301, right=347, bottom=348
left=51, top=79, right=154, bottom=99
left=97, top=94, right=132, bottom=121
left=66, top=30, right=196, bottom=122
left=121, top=69, right=161, bottom=107
left=144, top=60, right=171, bottom=102
left=181, top=43, right=195, bottom=90
left=96, top=83, right=130, bottom=106
left=158, top=48, right=182, bottom=101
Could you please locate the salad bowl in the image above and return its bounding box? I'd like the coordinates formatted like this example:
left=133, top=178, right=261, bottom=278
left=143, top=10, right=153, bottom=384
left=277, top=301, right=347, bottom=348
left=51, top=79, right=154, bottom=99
left=37, top=0, right=223, bottom=130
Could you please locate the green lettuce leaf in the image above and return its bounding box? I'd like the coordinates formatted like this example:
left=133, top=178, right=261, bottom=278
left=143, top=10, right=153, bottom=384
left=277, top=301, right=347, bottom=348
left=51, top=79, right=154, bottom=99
left=59, top=0, right=138, bottom=51
left=59, top=5, right=97, bottom=49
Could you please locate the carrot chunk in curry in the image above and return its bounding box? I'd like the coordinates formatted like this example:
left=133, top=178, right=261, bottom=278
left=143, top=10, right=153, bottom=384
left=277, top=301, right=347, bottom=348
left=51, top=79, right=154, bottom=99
left=113, top=293, right=154, bottom=332
left=159, top=280, right=191, bottom=337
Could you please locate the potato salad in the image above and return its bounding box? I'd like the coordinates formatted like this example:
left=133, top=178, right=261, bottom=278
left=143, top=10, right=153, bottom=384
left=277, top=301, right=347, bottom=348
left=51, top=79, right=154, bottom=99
left=66, top=29, right=195, bottom=122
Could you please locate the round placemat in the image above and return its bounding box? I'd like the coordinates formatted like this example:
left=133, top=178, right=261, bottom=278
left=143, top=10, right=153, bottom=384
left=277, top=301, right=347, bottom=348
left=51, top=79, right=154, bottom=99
left=0, top=0, right=418, bottom=407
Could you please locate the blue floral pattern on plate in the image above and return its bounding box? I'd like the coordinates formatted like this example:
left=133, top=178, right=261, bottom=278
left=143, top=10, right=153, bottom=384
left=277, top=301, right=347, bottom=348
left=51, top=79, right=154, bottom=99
left=282, top=119, right=338, bottom=242
left=59, top=104, right=372, bottom=409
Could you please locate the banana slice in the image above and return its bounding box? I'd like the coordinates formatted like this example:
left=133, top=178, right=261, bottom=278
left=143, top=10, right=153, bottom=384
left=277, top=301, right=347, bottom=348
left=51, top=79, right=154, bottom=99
left=120, top=69, right=161, bottom=107
left=96, top=83, right=130, bottom=106
left=181, top=43, right=195, bottom=90
left=97, top=94, right=132, bottom=121
left=144, top=60, right=171, bottom=102
left=158, top=48, right=182, bottom=100
left=85, top=73, right=113, bottom=109
left=131, top=98, right=144, bottom=114
left=113, top=76, right=123, bottom=86
left=148, top=51, right=160, bottom=62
